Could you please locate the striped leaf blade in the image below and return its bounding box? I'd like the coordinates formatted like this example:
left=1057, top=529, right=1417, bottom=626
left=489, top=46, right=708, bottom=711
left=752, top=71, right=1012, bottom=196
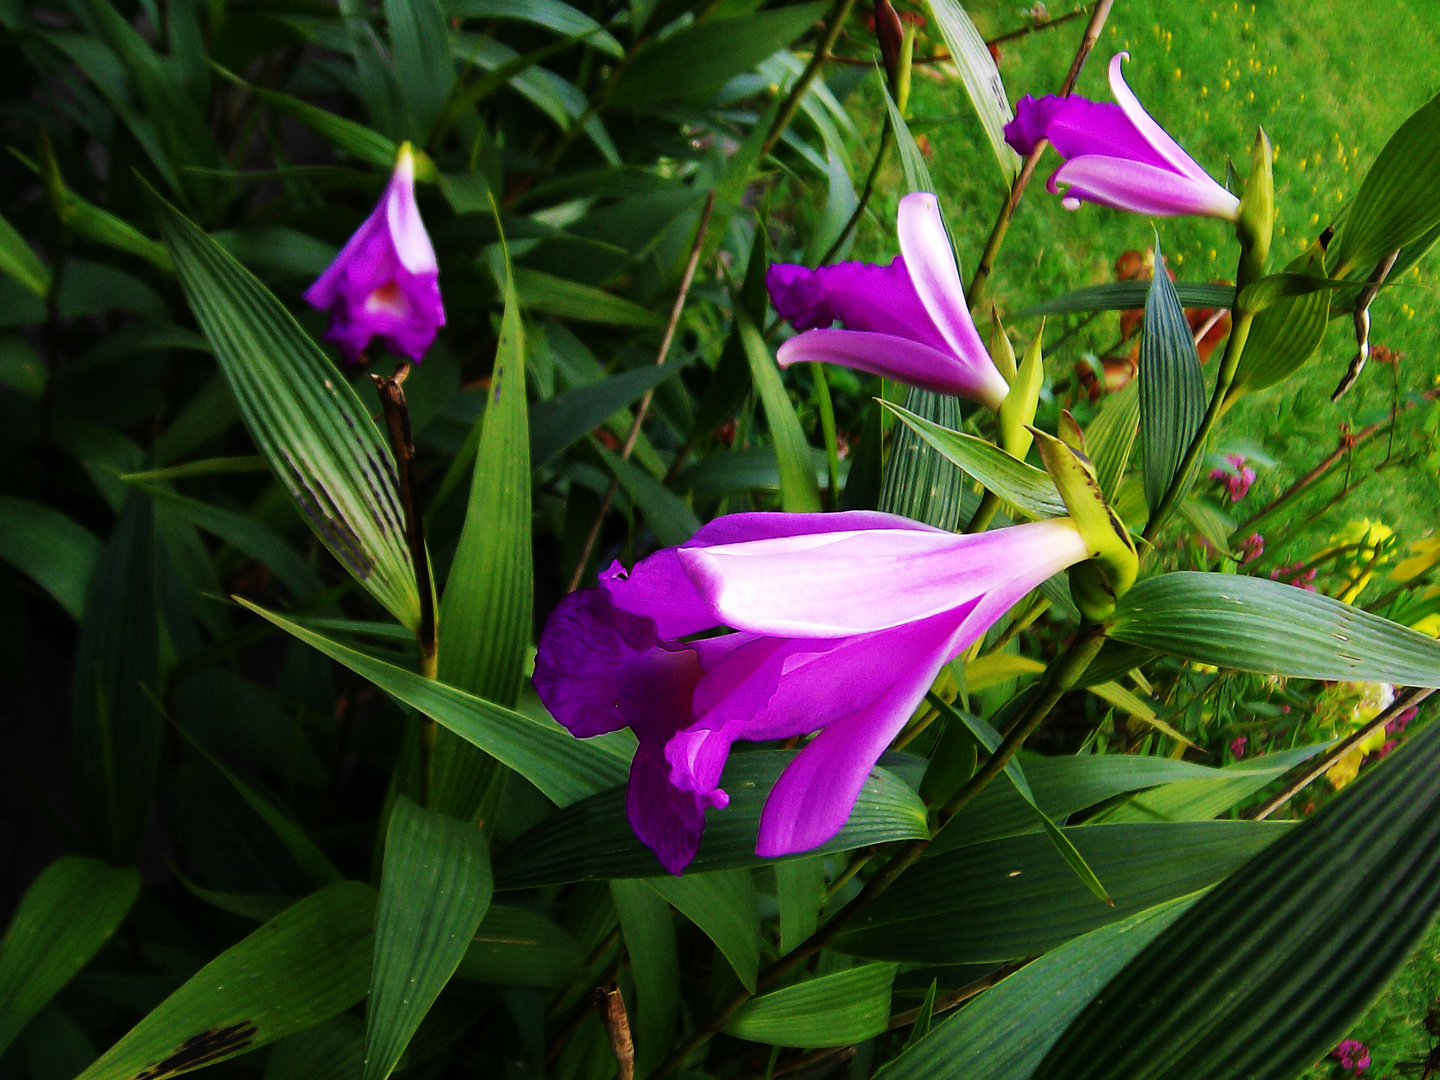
left=153, top=194, right=422, bottom=630
left=1138, top=241, right=1206, bottom=515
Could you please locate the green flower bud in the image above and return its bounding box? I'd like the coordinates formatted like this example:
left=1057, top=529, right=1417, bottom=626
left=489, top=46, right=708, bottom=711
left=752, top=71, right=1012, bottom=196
left=1236, top=127, right=1274, bottom=287
left=999, top=321, right=1044, bottom=462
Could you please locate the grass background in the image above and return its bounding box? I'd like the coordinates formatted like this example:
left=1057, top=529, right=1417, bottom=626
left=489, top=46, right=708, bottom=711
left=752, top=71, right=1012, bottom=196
left=829, top=1, right=1440, bottom=1072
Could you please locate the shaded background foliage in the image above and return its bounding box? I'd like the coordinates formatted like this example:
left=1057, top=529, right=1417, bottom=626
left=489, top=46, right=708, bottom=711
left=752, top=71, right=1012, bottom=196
left=0, top=0, right=1438, bottom=1078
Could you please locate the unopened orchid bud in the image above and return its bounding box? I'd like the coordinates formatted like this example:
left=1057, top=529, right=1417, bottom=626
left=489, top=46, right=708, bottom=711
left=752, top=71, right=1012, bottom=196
left=876, top=0, right=905, bottom=90
left=1236, top=127, right=1275, bottom=286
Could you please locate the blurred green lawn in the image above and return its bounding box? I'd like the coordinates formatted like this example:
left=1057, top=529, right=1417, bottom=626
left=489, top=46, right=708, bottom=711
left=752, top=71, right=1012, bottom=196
left=835, top=1, right=1440, bottom=1071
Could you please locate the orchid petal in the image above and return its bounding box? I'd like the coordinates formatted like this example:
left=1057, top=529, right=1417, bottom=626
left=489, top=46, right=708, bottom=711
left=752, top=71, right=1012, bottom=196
left=755, top=614, right=967, bottom=856
left=1005, top=94, right=1171, bottom=172
left=1107, top=52, right=1214, bottom=186
left=385, top=147, right=439, bottom=275
left=777, top=328, right=1009, bottom=409
left=627, top=746, right=727, bottom=876
left=679, top=518, right=1089, bottom=636
left=765, top=258, right=947, bottom=350
left=895, top=193, right=994, bottom=381
left=1052, top=156, right=1240, bottom=220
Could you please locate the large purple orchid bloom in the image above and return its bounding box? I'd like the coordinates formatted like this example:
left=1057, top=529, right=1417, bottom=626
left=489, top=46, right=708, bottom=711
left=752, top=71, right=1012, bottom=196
left=766, top=193, right=1011, bottom=411
left=533, top=511, right=1090, bottom=874
left=304, top=144, right=445, bottom=365
left=1004, top=53, right=1240, bottom=222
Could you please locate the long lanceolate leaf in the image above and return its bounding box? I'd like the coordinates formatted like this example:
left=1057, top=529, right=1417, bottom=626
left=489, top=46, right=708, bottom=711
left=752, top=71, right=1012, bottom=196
left=241, top=600, right=629, bottom=807
left=1111, top=572, right=1440, bottom=685
left=432, top=250, right=531, bottom=820
left=923, top=0, right=1021, bottom=184
left=76, top=883, right=375, bottom=1080
left=363, top=798, right=493, bottom=1080
left=153, top=195, right=423, bottom=631
left=738, top=310, right=822, bottom=514
left=1032, top=716, right=1440, bottom=1080
left=1139, top=240, right=1206, bottom=516
left=0, top=857, right=140, bottom=1058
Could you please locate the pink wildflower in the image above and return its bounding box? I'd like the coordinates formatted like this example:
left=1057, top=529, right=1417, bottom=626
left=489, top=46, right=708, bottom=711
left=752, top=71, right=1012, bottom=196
left=1387, top=706, right=1418, bottom=735
left=1330, top=1039, right=1370, bottom=1073
left=1210, top=453, right=1257, bottom=502
left=1229, top=735, right=1248, bottom=759
left=1240, top=533, right=1264, bottom=564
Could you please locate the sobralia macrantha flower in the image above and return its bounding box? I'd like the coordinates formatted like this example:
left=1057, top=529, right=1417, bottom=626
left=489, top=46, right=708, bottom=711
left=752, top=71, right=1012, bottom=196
left=533, top=511, right=1090, bottom=874
left=766, top=192, right=1011, bottom=411
left=1003, top=53, right=1240, bottom=222
left=304, top=143, right=445, bottom=364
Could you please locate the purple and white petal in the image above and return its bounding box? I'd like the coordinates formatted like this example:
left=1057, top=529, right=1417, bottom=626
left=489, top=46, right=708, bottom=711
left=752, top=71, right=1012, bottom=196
left=777, top=329, right=1010, bottom=408
left=1051, top=156, right=1240, bottom=220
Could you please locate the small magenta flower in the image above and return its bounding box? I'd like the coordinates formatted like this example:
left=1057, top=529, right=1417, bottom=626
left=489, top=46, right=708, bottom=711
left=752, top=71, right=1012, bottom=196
left=533, top=511, right=1091, bottom=873
left=766, top=192, right=1011, bottom=411
left=1330, top=1039, right=1370, bottom=1074
left=1211, top=454, right=1257, bottom=502
left=1003, top=53, right=1239, bottom=221
left=1229, top=735, right=1248, bottom=760
left=304, top=143, right=445, bottom=365
left=1240, top=533, right=1265, bottom=564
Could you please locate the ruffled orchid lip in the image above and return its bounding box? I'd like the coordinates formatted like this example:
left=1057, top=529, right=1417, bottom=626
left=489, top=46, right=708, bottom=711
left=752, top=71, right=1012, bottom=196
left=766, top=192, right=1011, bottom=411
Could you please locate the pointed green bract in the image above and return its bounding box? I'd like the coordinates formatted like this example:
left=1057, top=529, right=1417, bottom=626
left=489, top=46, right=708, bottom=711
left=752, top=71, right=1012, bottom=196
left=153, top=195, right=423, bottom=630
left=76, top=883, right=375, bottom=1080
left=363, top=798, right=493, bottom=1080
left=0, top=857, right=140, bottom=1058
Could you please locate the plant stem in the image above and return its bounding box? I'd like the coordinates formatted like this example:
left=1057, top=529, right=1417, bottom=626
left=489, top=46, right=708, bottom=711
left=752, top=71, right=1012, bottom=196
left=811, top=363, right=841, bottom=510
left=762, top=0, right=858, bottom=158
left=965, top=489, right=1001, bottom=533
left=818, top=117, right=893, bottom=268
left=1247, top=687, right=1433, bottom=820
left=567, top=193, right=715, bottom=592
left=1141, top=311, right=1254, bottom=545
left=965, top=0, right=1116, bottom=305
left=372, top=362, right=438, bottom=802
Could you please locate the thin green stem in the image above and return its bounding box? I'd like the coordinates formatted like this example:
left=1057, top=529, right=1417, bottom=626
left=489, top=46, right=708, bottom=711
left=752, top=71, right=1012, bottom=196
left=762, top=0, right=858, bottom=158
left=811, top=363, right=841, bottom=510
left=817, top=117, right=893, bottom=268
left=965, top=489, right=1001, bottom=534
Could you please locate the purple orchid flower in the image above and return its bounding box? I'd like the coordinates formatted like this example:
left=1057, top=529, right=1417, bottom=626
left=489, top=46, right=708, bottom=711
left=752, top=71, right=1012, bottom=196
left=766, top=192, right=1011, bottom=411
left=304, top=143, right=445, bottom=365
left=533, top=511, right=1090, bottom=874
left=1003, top=53, right=1240, bottom=221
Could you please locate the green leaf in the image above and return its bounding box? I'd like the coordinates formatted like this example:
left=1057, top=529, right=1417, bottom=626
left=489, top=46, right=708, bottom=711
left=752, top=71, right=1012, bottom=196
left=926, top=695, right=1110, bottom=904
left=609, top=4, right=826, bottom=106
left=363, top=798, right=493, bottom=1080
left=878, top=390, right=973, bottom=529
left=883, top=77, right=935, bottom=195
left=1111, top=572, right=1440, bottom=684
left=837, top=822, right=1285, bottom=963
left=776, top=856, right=825, bottom=956
left=737, top=310, right=822, bottom=513
left=494, top=752, right=929, bottom=888
left=1233, top=271, right=1353, bottom=315
left=901, top=978, right=939, bottom=1054
left=221, top=73, right=400, bottom=171
left=432, top=253, right=530, bottom=820
left=882, top=402, right=1065, bottom=519
left=647, top=869, right=760, bottom=994
left=264, top=1015, right=367, bottom=1080
left=724, top=963, right=898, bottom=1048
left=442, top=0, right=623, bottom=57
left=1019, top=281, right=1236, bottom=317
left=0, top=211, right=50, bottom=296
left=154, top=193, right=422, bottom=630
left=240, top=600, right=629, bottom=806
left=71, top=496, right=163, bottom=864
left=1096, top=745, right=1327, bottom=824
left=132, top=484, right=324, bottom=601
left=1033, top=715, right=1440, bottom=1080
left=75, top=883, right=374, bottom=1080
left=1139, top=240, right=1206, bottom=515
left=0, top=335, right=45, bottom=397
left=931, top=754, right=1233, bottom=854
left=1085, top=380, right=1140, bottom=501
left=1230, top=244, right=1332, bottom=396
left=878, top=898, right=1195, bottom=1080
left=454, top=906, right=586, bottom=987
left=383, top=0, right=454, bottom=141
left=0, top=857, right=140, bottom=1058
left=923, top=0, right=1021, bottom=184
left=1331, top=91, right=1440, bottom=275
left=611, top=880, right=680, bottom=1076
left=597, top=444, right=702, bottom=546
left=0, top=496, right=101, bottom=620
left=530, top=357, right=693, bottom=470
left=513, top=267, right=663, bottom=326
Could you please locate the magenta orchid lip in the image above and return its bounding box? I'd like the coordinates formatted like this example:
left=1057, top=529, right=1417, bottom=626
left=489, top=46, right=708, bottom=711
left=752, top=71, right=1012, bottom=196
left=533, top=511, right=1089, bottom=874
left=304, top=144, right=446, bottom=365
left=1005, top=53, right=1240, bottom=221
left=766, top=192, right=1012, bottom=411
